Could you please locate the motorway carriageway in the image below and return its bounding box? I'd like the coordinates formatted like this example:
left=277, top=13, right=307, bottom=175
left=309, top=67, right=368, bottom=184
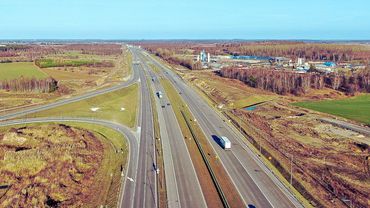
left=140, top=48, right=304, bottom=208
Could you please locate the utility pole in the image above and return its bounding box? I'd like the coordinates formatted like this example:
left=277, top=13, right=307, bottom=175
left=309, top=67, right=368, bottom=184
left=259, top=141, right=262, bottom=155
left=290, top=154, right=293, bottom=186
left=342, top=199, right=352, bottom=208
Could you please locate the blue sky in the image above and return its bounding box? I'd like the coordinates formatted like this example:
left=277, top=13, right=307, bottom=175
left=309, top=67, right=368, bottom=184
left=1, top=0, right=370, bottom=39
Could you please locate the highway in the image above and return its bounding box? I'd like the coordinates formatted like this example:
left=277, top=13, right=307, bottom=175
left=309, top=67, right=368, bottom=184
left=0, top=45, right=310, bottom=208
left=135, top=49, right=208, bottom=208
left=0, top=52, right=158, bottom=208
left=129, top=55, right=157, bottom=208
left=140, top=48, right=304, bottom=208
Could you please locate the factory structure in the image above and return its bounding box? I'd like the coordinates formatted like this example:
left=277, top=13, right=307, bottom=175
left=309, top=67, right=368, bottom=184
left=196, top=49, right=211, bottom=63
left=191, top=49, right=360, bottom=73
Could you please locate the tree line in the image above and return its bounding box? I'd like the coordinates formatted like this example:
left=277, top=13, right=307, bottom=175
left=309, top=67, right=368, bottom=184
left=0, top=77, right=58, bottom=93
left=149, top=47, right=202, bottom=70
left=136, top=41, right=370, bottom=64
left=61, top=44, right=122, bottom=55
left=219, top=67, right=370, bottom=95
left=233, top=43, right=370, bottom=63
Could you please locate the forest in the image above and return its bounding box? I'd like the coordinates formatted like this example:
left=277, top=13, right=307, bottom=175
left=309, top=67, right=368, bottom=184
left=226, top=42, right=370, bottom=63
left=219, top=67, right=370, bottom=95
left=0, top=44, right=122, bottom=62
left=60, top=44, right=122, bottom=55
left=149, top=47, right=202, bottom=70
left=0, top=77, right=58, bottom=93
left=138, top=41, right=370, bottom=63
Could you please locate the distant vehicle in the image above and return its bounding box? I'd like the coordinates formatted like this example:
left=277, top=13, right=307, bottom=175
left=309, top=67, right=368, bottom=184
left=161, top=105, right=165, bottom=108
left=220, top=136, right=231, bottom=149
left=167, top=103, right=171, bottom=106
left=156, top=91, right=163, bottom=98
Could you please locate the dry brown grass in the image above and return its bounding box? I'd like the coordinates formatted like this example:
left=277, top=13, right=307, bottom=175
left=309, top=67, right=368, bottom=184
left=230, top=102, right=370, bottom=208
left=0, top=123, right=127, bottom=207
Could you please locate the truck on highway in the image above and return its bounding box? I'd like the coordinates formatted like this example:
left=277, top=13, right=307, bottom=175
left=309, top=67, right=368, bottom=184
left=156, top=91, right=163, bottom=99
left=220, top=136, right=231, bottom=149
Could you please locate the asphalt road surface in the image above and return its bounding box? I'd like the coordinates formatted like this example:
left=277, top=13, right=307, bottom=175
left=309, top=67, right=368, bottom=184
left=128, top=54, right=157, bottom=208
left=134, top=49, right=207, bottom=208
left=0, top=64, right=140, bottom=122
left=0, top=54, right=158, bottom=208
left=141, top=49, right=303, bottom=208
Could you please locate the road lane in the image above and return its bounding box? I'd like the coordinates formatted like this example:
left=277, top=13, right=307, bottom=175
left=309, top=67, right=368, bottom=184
left=0, top=51, right=159, bottom=208
left=135, top=50, right=207, bottom=208
left=143, top=48, right=303, bottom=208
left=130, top=58, right=157, bottom=208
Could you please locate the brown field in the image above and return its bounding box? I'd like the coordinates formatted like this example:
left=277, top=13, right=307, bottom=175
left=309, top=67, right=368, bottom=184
left=153, top=53, right=370, bottom=208
left=0, top=44, right=131, bottom=113
left=0, top=123, right=127, bottom=207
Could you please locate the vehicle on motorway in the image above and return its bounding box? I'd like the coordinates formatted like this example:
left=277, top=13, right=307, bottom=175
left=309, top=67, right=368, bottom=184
left=220, top=136, right=231, bottom=149
left=156, top=91, right=163, bottom=98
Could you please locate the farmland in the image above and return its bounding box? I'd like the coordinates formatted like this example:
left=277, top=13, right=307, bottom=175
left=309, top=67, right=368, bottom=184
left=294, top=94, right=370, bottom=125
left=0, top=123, right=128, bottom=207
left=0, top=44, right=132, bottom=112
left=0, top=62, right=47, bottom=80
left=35, top=58, right=113, bottom=68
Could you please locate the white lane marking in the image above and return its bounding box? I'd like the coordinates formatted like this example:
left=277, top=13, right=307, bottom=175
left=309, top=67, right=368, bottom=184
left=137, top=126, right=141, bottom=139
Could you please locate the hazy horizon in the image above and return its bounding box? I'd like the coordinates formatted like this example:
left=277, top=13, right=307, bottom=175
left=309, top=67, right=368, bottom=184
left=1, top=0, right=370, bottom=40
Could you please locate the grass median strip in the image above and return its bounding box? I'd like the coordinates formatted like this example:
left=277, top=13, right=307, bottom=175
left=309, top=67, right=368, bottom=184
left=147, top=77, right=167, bottom=208
left=22, top=84, right=139, bottom=128
left=160, top=78, right=244, bottom=208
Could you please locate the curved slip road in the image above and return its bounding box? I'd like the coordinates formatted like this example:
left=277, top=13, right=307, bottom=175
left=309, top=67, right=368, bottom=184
left=0, top=63, right=140, bottom=122
left=0, top=117, right=139, bottom=208
left=0, top=52, right=158, bottom=208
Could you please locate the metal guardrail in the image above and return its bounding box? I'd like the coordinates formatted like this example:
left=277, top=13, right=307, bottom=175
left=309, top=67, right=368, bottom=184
left=181, top=110, right=230, bottom=208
